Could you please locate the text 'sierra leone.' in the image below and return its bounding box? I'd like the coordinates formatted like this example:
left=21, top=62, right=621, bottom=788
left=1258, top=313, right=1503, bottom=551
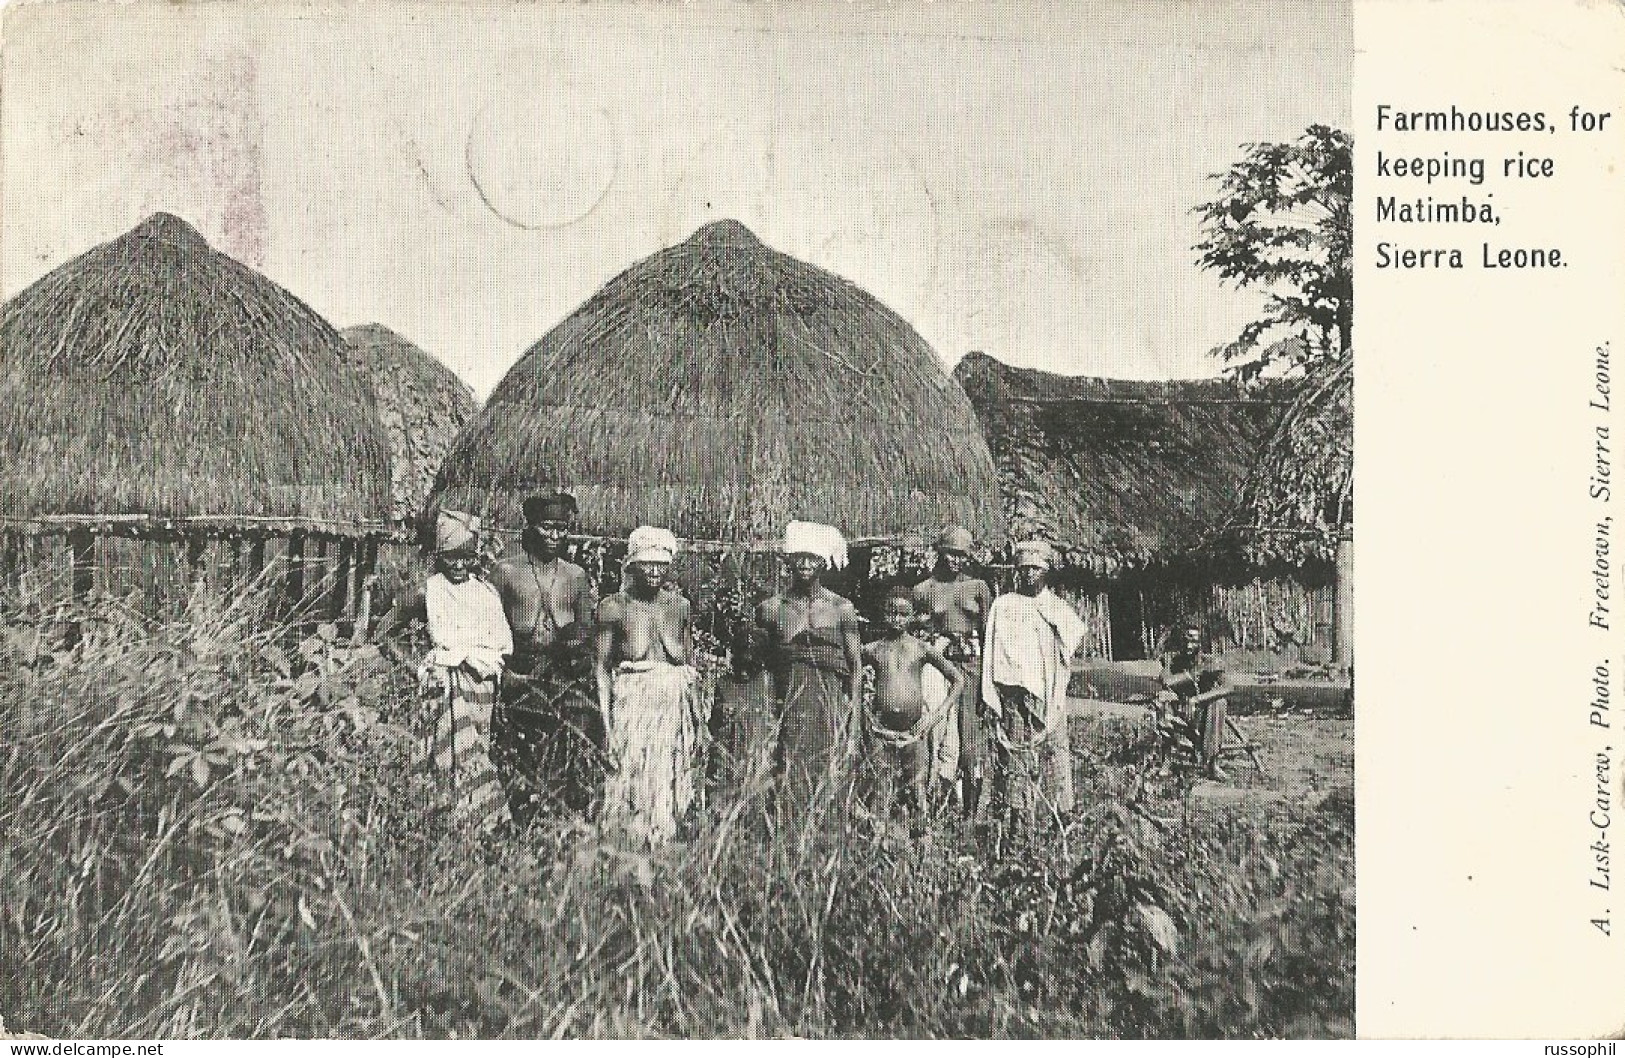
left=1372, top=104, right=1611, bottom=270
left=1369, top=100, right=1618, bottom=941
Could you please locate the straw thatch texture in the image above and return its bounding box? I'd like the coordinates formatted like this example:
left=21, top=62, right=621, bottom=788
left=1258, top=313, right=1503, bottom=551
left=0, top=213, right=390, bottom=536
left=1234, top=355, right=1352, bottom=565
left=433, top=220, right=1003, bottom=545
left=341, top=324, right=479, bottom=524
left=954, top=351, right=1289, bottom=574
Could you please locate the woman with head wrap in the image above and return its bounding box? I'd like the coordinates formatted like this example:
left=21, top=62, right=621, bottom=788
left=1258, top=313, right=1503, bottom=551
left=595, top=526, right=702, bottom=845
left=755, top=521, right=864, bottom=810
left=981, top=540, right=1089, bottom=843
left=419, top=510, right=513, bottom=835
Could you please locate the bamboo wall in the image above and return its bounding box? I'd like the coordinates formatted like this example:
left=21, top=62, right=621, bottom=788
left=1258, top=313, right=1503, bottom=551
left=1048, top=576, right=1333, bottom=663
left=0, top=529, right=382, bottom=627
left=6, top=530, right=1333, bottom=669
left=1212, top=578, right=1335, bottom=655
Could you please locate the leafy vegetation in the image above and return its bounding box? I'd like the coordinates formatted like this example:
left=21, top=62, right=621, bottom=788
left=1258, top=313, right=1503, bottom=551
left=1194, top=124, right=1353, bottom=383
left=0, top=584, right=1351, bottom=1039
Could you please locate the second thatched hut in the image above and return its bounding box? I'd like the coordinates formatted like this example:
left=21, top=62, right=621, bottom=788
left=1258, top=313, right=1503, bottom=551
left=954, top=350, right=1333, bottom=664
left=340, top=323, right=480, bottom=528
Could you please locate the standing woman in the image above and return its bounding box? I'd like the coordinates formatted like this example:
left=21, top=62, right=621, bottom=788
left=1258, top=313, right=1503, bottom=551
left=912, top=525, right=995, bottom=816
left=489, top=492, right=602, bottom=818
left=595, top=526, right=701, bottom=846
left=757, top=521, right=864, bottom=807
left=420, top=511, right=513, bottom=835
left=981, top=541, right=1089, bottom=841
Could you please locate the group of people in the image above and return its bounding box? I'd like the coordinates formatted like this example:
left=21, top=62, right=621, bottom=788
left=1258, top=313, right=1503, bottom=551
left=403, top=492, right=1229, bottom=850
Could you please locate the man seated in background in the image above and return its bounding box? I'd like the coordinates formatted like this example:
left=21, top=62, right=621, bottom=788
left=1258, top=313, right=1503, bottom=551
left=1155, top=622, right=1232, bottom=782
left=489, top=492, right=602, bottom=819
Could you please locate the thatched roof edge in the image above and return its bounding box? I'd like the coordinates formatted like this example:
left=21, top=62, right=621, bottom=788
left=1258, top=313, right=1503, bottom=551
left=0, top=212, right=392, bottom=530
left=1218, top=354, right=1353, bottom=565
left=954, top=350, right=1291, bottom=573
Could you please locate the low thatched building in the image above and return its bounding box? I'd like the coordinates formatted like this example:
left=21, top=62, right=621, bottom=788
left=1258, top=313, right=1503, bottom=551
left=1231, top=353, right=1353, bottom=665
left=1232, top=355, right=1352, bottom=566
left=0, top=212, right=391, bottom=612
left=955, top=350, right=1335, bottom=662
left=431, top=220, right=1004, bottom=623
left=340, top=324, right=479, bottom=526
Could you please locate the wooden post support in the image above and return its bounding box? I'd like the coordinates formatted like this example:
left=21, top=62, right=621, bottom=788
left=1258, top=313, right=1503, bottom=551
left=351, top=540, right=379, bottom=644
left=185, top=535, right=208, bottom=598
left=285, top=532, right=307, bottom=614
left=248, top=536, right=267, bottom=587
left=313, top=536, right=331, bottom=616
left=1331, top=529, right=1353, bottom=667
left=330, top=538, right=353, bottom=622
left=1138, top=588, right=1151, bottom=659
left=69, top=529, right=95, bottom=602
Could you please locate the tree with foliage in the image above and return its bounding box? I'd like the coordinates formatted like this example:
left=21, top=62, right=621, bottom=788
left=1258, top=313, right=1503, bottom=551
left=1194, top=124, right=1351, bottom=382
left=1196, top=125, right=1353, bottom=566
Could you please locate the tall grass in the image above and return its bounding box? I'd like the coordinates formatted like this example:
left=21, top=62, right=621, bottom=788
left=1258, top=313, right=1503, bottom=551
left=0, top=584, right=1351, bottom=1039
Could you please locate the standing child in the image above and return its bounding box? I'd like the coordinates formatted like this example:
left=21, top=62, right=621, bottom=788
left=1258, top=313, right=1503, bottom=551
left=863, top=588, right=964, bottom=824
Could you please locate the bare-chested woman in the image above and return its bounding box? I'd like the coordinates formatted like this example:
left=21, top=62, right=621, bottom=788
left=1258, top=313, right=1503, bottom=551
left=757, top=521, right=863, bottom=807
left=912, top=526, right=994, bottom=816
left=595, top=526, right=700, bottom=845
left=489, top=492, right=602, bottom=816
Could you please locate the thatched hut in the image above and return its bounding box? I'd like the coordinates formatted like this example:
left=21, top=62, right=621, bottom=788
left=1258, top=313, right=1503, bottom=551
left=1231, top=354, right=1353, bottom=662
left=431, top=220, right=1003, bottom=622
left=1232, top=354, right=1352, bottom=564
left=0, top=212, right=391, bottom=612
left=436, top=220, right=1001, bottom=546
left=954, top=350, right=1334, bottom=662
left=340, top=324, right=479, bottom=526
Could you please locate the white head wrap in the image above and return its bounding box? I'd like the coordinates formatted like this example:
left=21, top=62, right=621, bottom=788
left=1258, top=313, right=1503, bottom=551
left=626, top=525, right=678, bottom=564
left=783, top=520, right=848, bottom=571
left=1014, top=539, right=1056, bottom=569
left=435, top=510, right=480, bottom=554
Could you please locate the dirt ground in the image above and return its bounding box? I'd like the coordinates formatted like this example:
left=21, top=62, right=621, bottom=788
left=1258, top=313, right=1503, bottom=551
left=1069, top=696, right=1354, bottom=806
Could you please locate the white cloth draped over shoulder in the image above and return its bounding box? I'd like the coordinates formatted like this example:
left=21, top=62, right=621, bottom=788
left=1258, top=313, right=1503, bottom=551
left=980, top=588, right=1089, bottom=735
left=424, top=573, right=513, bottom=680
left=418, top=571, right=513, bottom=833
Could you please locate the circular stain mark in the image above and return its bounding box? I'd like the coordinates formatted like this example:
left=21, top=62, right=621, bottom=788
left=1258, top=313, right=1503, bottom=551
left=661, top=125, right=942, bottom=306
left=465, top=82, right=616, bottom=231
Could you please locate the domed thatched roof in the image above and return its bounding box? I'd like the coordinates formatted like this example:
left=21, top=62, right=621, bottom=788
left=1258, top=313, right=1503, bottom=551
left=0, top=213, right=389, bottom=536
left=341, top=324, right=479, bottom=524
left=433, top=220, right=1004, bottom=546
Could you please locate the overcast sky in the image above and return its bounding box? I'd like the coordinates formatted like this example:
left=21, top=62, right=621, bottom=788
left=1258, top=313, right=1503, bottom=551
left=2, top=0, right=1349, bottom=398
